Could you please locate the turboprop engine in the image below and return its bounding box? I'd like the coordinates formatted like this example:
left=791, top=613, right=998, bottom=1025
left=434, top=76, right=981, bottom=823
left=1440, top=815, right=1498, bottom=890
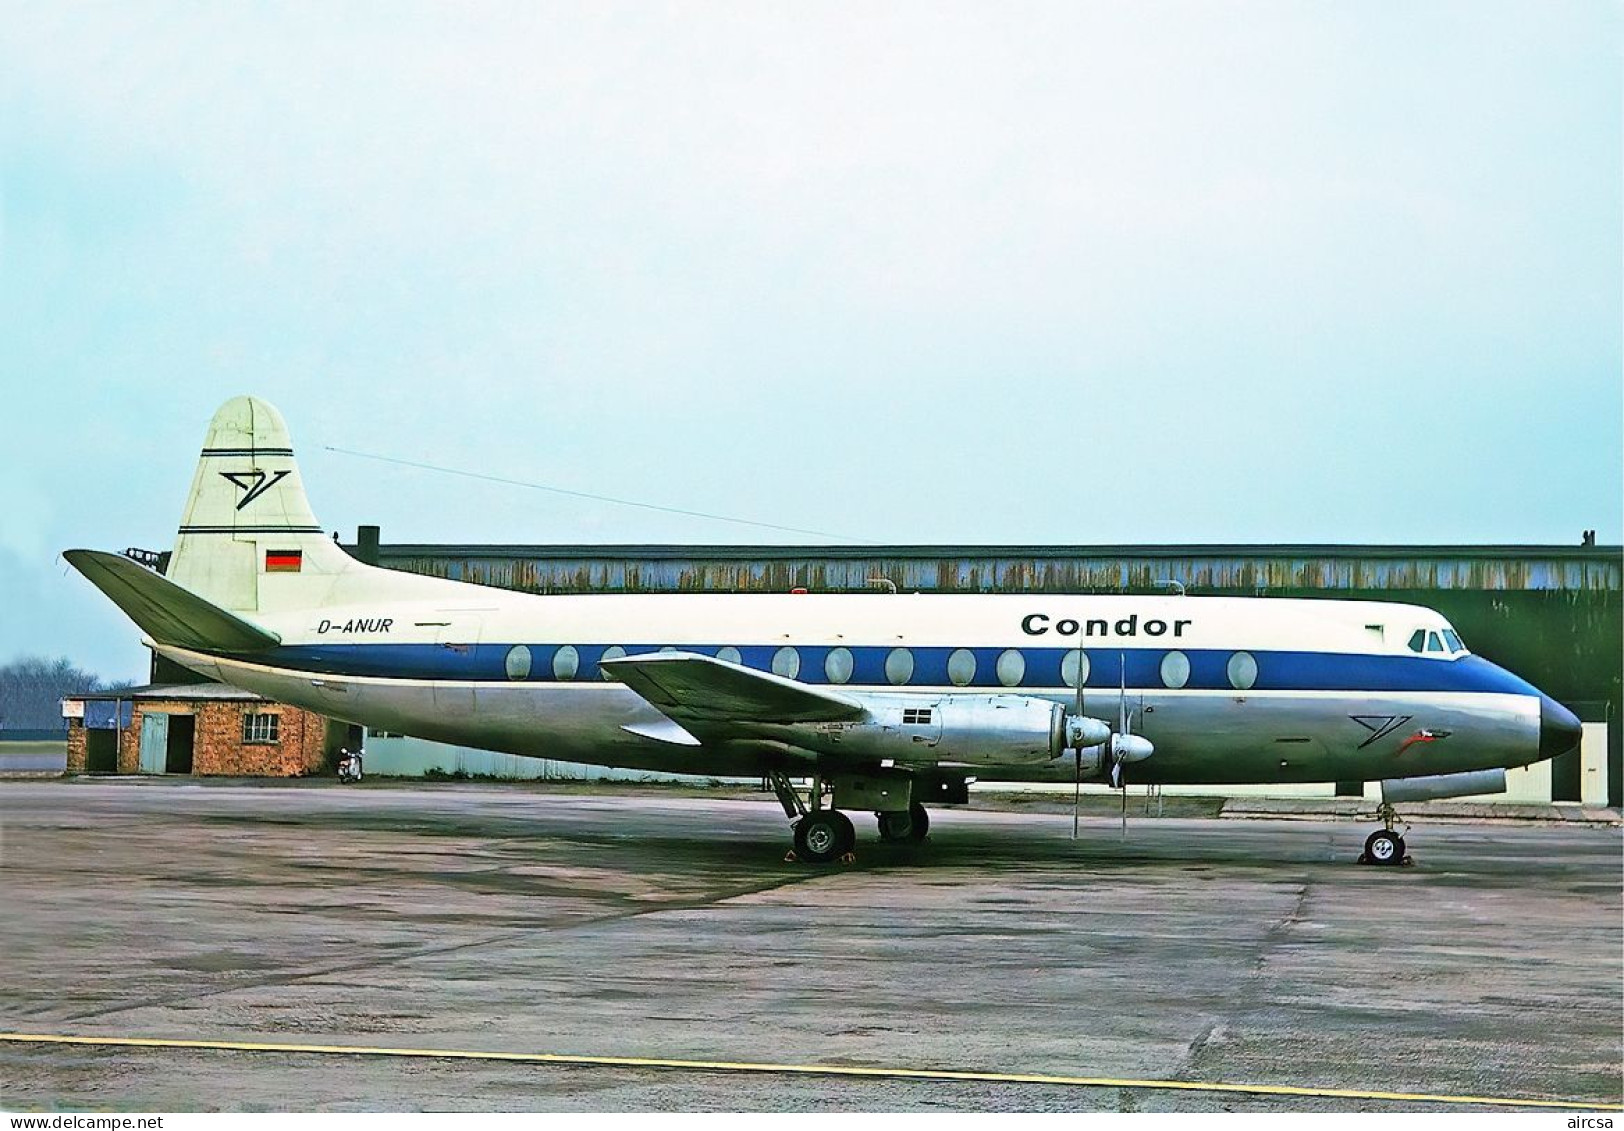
left=776, top=693, right=1112, bottom=767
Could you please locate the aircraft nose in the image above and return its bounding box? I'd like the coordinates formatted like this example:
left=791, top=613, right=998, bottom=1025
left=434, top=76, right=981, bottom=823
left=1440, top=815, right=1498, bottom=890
left=1538, top=695, right=1582, bottom=761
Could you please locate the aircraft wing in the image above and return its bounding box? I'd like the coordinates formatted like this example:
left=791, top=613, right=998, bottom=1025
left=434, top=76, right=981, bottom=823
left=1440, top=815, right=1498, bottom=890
left=600, top=652, right=864, bottom=743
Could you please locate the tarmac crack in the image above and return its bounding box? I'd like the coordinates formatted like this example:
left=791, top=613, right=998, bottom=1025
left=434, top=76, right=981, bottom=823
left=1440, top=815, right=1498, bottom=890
left=1180, top=875, right=1313, bottom=1077
left=57, top=868, right=836, bottom=1024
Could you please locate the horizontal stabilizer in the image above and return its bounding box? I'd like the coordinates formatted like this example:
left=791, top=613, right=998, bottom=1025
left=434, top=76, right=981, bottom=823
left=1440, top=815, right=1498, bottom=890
left=63, top=549, right=281, bottom=653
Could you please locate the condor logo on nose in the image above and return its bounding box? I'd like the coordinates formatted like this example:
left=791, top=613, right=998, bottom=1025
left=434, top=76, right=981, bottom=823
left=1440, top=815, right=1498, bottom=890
left=1021, top=613, right=1192, bottom=638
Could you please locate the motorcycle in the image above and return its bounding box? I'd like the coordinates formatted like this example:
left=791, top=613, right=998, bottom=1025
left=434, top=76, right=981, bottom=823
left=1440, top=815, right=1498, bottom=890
left=337, top=749, right=364, bottom=784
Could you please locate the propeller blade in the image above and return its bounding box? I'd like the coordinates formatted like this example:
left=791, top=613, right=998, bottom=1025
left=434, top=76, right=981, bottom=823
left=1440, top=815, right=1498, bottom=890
left=1116, top=653, right=1128, bottom=842
left=1118, top=652, right=1128, bottom=734
left=1072, top=640, right=1083, bottom=840
left=1072, top=748, right=1082, bottom=840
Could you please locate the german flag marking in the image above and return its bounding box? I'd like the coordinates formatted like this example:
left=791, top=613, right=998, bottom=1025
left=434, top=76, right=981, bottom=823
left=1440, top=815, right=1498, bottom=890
left=265, top=549, right=303, bottom=573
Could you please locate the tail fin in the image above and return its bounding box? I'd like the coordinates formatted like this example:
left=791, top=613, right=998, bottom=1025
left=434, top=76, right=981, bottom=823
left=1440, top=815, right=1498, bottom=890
left=165, top=395, right=359, bottom=614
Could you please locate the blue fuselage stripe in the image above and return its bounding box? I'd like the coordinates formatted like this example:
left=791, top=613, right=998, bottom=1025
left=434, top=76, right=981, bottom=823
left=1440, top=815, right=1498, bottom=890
left=257, top=644, right=1539, bottom=697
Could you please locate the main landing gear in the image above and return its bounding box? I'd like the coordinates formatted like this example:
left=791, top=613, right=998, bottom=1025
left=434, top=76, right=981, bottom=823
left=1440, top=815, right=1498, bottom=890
left=876, top=803, right=929, bottom=844
left=794, top=809, right=856, bottom=863
left=768, top=773, right=930, bottom=863
left=1359, top=802, right=1412, bottom=867
left=769, top=772, right=857, bottom=865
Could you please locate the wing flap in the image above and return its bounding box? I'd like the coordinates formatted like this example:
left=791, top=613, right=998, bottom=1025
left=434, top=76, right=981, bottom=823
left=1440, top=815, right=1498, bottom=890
left=64, top=549, right=282, bottom=653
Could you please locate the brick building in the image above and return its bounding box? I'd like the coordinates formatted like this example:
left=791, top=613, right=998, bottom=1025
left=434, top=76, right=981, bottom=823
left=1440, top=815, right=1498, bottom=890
left=64, top=685, right=343, bottom=777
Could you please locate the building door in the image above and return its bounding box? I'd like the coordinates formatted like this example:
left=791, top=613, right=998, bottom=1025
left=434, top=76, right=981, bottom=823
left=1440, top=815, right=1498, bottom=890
left=138, top=714, right=169, bottom=774
left=165, top=715, right=196, bottom=774
left=85, top=730, right=117, bottom=773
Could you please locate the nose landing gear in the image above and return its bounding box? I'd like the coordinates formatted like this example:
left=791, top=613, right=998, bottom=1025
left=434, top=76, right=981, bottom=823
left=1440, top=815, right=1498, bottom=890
left=1359, top=802, right=1412, bottom=866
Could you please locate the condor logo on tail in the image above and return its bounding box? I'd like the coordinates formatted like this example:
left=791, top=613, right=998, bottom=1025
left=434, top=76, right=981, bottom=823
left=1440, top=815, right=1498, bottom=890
left=220, top=470, right=291, bottom=510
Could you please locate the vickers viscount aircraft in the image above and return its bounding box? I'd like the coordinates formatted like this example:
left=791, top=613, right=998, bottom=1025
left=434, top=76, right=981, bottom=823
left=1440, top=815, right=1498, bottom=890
left=67, top=397, right=1582, bottom=864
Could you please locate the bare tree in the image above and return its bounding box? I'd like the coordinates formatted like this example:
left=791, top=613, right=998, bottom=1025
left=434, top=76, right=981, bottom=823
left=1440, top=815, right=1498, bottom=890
left=0, top=657, right=118, bottom=731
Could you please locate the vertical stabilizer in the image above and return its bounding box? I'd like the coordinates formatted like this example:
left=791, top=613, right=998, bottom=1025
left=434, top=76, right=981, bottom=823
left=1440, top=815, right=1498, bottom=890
left=166, top=396, right=358, bottom=613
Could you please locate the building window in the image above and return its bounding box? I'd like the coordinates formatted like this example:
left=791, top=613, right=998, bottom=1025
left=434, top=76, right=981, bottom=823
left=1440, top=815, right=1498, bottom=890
left=243, top=713, right=279, bottom=744
left=995, top=648, right=1026, bottom=687
left=947, top=648, right=977, bottom=686
left=885, top=647, right=914, bottom=685
left=772, top=646, right=801, bottom=679
left=824, top=647, right=854, bottom=684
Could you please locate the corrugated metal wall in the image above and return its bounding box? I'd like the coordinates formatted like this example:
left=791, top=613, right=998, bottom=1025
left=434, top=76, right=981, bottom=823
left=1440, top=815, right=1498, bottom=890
left=373, top=544, right=1621, bottom=596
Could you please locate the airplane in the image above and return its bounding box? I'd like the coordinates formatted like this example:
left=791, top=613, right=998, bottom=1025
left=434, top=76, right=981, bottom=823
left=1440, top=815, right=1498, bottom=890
left=65, top=396, right=1583, bottom=865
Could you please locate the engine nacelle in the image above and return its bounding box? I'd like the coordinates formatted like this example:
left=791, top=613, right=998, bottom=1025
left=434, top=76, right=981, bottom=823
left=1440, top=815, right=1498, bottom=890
left=777, top=693, right=1074, bottom=766
left=1380, top=768, right=1507, bottom=804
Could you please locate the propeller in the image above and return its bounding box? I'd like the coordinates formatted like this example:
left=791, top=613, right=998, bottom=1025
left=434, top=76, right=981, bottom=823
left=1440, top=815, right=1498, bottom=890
left=1073, top=641, right=1083, bottom=840
left=1108, top=652, right=1155, bottom=839
left=1116, top=653, right=1128, bottom=838
left=1063, top=643, right=1109, bottom=840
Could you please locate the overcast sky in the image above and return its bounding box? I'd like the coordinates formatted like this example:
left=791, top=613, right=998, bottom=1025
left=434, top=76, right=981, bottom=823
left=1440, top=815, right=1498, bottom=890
left=2, top=1, right=1620, bottom=682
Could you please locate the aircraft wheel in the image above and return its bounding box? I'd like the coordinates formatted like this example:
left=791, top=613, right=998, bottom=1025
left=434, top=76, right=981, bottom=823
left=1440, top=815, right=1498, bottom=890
left=1363, top=829, right=1404, bottom=866
left=876, top=810, right=913, bottom=842
left=906, top=802, right=930, bottom=842
left=832, top=810, right=856, bottom=855
left=795, top=811, right=855, bottom=863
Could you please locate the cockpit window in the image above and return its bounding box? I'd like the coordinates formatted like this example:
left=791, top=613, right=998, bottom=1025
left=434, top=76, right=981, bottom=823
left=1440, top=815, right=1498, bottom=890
left=1408, top=625, right=1467, bottom=657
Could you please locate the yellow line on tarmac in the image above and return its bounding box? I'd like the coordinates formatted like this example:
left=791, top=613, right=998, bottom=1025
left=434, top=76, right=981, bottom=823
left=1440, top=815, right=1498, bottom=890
left=2, top=1032, right=1618, bottom=1111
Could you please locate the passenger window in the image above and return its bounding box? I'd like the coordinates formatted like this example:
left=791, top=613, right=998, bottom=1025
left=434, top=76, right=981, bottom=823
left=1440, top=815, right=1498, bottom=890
left=1227, top=651, right=1258, bottom=691
left=1160, top=650, right=1190, bottom=689
left=552, top=645, right=579, bottom=681
left=1061, top=650, right=1089, bottom=688
left=1407, top=630, right=1426, bottom=654
left=885, top=648, right=914, bottom=685
left=995, top=649, right=1025, bottom=687
left=824, top=647, right=854, bottom=684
